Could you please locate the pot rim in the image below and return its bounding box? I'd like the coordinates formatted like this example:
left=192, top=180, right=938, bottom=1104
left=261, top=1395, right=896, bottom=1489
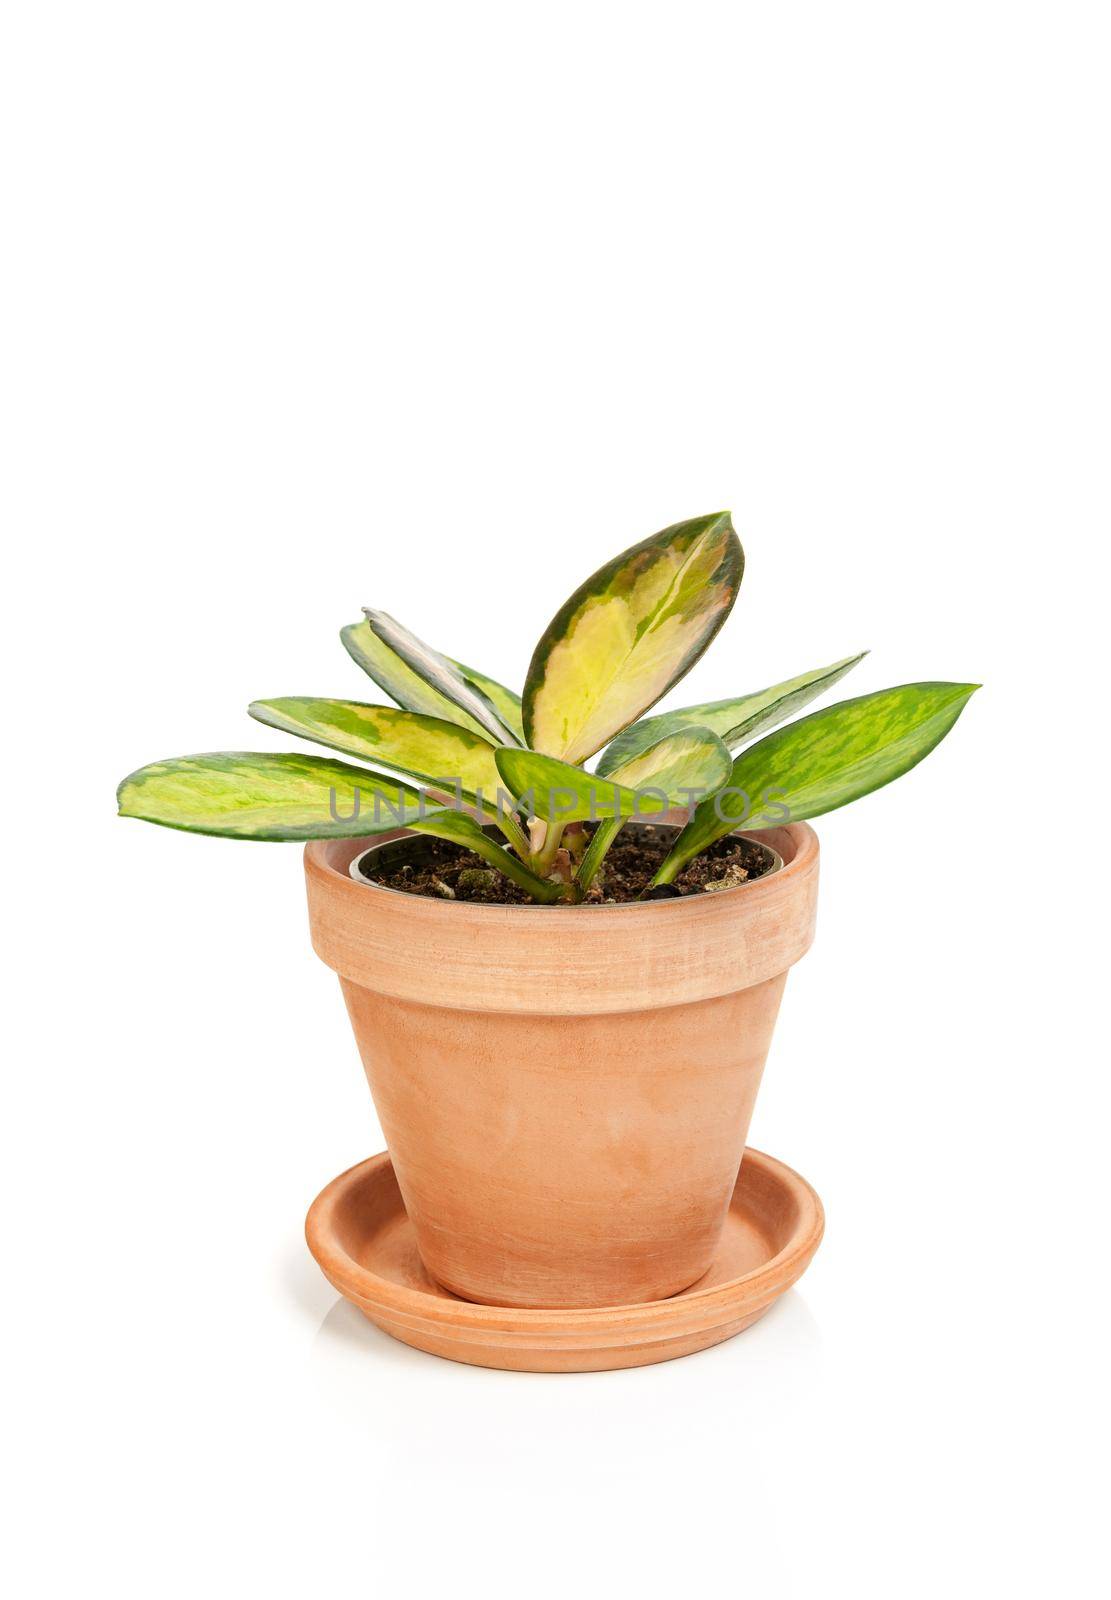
left=345, top=823, right=785, bottom=908
left=304, top=822, right=819, bottom=1012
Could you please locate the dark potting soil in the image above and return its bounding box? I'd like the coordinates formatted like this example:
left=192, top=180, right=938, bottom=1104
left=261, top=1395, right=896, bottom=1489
left=357, top=825, right=775, bottom=906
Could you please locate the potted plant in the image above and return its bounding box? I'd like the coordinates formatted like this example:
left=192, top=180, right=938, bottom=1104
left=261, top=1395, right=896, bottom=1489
left=119, top=513, right=976, bottom=1357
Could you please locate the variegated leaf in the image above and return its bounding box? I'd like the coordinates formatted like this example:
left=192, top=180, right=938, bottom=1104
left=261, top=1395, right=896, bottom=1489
left=117, top=752, right=437, bottom=841
left=448, top=659, right=525, bottom=742
left=497, top=748, right=671, bottom=825
left=248, top=698, right=500, bottom=806
left=597, top=652, right=867, bottom=775
left=341, top=618, right=507, bottom=742
left=653, top=682, right=980, bottom=884
left=603, top=724, right=732, bottom=801
left=523, top=512, right=743, bottom=765
left=362, top=609, right=521, bottom=745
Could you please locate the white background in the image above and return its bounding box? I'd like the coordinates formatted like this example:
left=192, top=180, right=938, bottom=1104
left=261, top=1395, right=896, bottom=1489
left=3, top=4, right=1108, bottom=1595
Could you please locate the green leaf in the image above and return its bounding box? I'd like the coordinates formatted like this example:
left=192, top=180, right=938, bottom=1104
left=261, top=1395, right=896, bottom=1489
left=597, top=652, right=867, bottom=775
left=523, top=512, right=743, bottom=765
left=406, top=811, right=564, bottom=903
left=341, top=618, right=504, bottom=742
left=248, top=698, right=501, bottom=806
left=448, top=659, right=525, bottom=742
left=362, top=609, right=521, bottom=745
left=496, top=749, right=670, bottom=826
left=653, top=682, right=980, bottom=883
left=117, top=752, right=438, bottom=841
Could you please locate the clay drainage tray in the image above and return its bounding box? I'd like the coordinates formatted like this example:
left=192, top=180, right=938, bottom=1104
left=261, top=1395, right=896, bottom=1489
left=305, top=1146, right=824, bottom=1373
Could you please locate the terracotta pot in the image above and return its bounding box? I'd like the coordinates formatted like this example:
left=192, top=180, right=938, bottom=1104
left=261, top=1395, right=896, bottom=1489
left=303, top=822, right=818, bottom=1310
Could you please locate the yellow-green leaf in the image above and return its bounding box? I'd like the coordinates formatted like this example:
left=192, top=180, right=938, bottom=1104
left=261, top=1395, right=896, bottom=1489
left=342, top=618, right=505, bottom=742
left=523, top=512, right=743, bottom=765
left=653, top=682, right=980, bottom=884
left=597, top=653, right=867, bottom=775
left=362, top=609, right=521, bottom=745
left=604, top=725, right=732, bottom=801
left=248, top=698, right=501, bottom=806
left=448, top=659, right=525, bottom=742
left=117, top=752, right=437, bottom=841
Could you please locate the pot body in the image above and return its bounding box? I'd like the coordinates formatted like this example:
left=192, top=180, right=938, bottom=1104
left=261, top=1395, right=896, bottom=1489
left=304, top=823, right=818, bottom=1309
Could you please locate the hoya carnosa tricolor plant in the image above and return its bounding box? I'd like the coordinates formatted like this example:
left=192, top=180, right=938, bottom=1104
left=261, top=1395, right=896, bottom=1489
left=118, top=512, right=978, bottom=902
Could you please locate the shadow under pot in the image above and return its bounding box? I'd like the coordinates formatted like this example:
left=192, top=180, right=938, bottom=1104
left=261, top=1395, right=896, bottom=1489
left=303, top=820, right=818, bottom=1310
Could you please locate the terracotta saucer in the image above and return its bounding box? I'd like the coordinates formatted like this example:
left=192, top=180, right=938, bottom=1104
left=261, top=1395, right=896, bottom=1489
left=305, top=1148, right=824, bottom=1373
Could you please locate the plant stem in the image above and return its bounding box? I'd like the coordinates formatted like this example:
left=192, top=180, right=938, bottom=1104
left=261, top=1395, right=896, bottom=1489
left=531, top=818, right=567, bottom=877
left=575, top=817, right=624, bottom=894
left=493, top=808, right=532, bottom=861
left=563, top=822, right=587, bottom=863
left=646, top=852, right=679, bottom=891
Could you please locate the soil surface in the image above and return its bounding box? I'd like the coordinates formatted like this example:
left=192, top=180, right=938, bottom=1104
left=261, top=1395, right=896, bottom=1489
left=356, top=824, right=776, bottom=905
